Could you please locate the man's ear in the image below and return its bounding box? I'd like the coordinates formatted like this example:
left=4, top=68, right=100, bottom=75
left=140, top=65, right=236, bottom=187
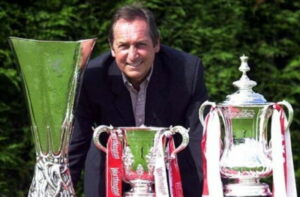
left=111, top=49, right=116, bottom=57
left=110, top=44, right=116, bottom=57
left=154, top=40, right=160, bottom=53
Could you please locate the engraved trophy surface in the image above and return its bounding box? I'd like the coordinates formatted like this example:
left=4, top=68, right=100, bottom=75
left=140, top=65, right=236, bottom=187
left=93, top=125, right=189, bottom=197
left=199, top=55, right=294, bottom=196
left=9, top=37, right=96, bottom=196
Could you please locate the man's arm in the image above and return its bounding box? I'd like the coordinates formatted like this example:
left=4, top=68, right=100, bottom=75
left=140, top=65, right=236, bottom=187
left=185, top=57, right=208, bottom=141
left=183, top=57, right=208, bottom=195
left=68, top=83, right=94, bottom=187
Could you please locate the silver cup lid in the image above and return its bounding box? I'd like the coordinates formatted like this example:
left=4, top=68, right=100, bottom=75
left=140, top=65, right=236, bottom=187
left=222, top=55, right=267, bottom=105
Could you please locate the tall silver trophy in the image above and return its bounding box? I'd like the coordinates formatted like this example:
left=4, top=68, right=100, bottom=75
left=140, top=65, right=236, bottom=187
left=199, top=55, right=296, bottom=196
left=9, top=37, right=96, bottom=196
left=93, top=125, right=189, bottom=197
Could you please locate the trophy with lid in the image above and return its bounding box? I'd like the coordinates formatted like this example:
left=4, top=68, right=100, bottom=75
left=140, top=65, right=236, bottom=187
left=199, top=55, right=297, bottom=197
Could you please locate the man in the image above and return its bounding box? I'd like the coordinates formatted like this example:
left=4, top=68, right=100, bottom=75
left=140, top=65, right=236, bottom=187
left=69, top=4, right=208, bottom=197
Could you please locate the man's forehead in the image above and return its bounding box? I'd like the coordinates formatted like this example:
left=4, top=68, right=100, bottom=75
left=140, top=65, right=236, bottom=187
left=115, top=16, right=147, bottom=25
left=113, top=18, right=149, bottom=30
left=112, top=19, right=151, bottom=42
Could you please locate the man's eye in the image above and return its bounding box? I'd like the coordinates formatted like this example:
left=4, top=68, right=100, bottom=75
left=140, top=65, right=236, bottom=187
left=136, top=43, right=147, bottom=48
left=137, top=43, right=146, bottom=47
left=118, top=44, right=128, bottom=49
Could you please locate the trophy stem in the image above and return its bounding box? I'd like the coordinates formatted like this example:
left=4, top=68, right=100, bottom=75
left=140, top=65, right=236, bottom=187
left=224, top=178, right=271, bottom=197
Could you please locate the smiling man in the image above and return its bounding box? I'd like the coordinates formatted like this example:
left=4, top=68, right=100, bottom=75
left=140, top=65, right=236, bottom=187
left=110, top=17, right=159, bottom=90
left=69, top=4, right=208, bottom=197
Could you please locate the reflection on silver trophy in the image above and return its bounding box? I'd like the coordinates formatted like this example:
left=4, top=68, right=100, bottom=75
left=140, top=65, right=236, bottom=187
left=9, top=37, right=96, bottom=196
left=93, top=125, right=189, bottom=197
left=199, top=55, right=296, bottom=196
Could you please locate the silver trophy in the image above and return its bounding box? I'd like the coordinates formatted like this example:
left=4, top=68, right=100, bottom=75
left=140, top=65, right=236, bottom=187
left=9, top=37, right=96, bottom=196
left=93, top=125, right=189, bottom=197
left=199, top=55, right=294, bottom=196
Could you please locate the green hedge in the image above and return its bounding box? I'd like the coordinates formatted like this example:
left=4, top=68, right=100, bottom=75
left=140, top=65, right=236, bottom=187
left=0, top=0, right=299, bottom=196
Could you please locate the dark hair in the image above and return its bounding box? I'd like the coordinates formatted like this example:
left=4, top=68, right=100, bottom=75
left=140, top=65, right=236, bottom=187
left=108, top=4, right=160, bottom=46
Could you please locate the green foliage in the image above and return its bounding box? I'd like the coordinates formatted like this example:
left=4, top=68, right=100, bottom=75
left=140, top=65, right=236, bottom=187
left=0, top=0, right=299, bottom=196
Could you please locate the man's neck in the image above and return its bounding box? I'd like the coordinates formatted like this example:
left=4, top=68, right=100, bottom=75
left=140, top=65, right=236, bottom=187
left=122, top=66, right=154, bottom=91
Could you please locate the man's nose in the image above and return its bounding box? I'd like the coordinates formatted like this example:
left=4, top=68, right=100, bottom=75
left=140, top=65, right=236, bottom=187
left=128, top=46, right=139, bottom=61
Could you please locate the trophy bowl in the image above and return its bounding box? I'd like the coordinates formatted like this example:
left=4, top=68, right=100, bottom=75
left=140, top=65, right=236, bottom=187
left=199, top=55, right=295, bottom=197
left=93, top=125, right=189, bottom=197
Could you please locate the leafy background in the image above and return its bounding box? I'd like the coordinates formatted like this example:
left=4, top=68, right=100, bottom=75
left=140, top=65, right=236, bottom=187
left=0, top=0, right=299, bottom=196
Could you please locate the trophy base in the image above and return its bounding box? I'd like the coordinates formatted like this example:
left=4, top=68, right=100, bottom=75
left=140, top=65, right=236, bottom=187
left=124, top=192, right=154, bottom=197
left=224, top=180, right=271, bottom=197
left=124, top=179, right=155, bottom=197
left=28, top=154, right=75, bottom=196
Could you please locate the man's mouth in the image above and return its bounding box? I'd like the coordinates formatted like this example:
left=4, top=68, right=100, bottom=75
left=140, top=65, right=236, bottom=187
left=127, top=59, right=143, bottom=67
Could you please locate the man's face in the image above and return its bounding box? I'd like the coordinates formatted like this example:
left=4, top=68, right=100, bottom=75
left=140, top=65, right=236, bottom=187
left=111, top=18, right=160, bottom=86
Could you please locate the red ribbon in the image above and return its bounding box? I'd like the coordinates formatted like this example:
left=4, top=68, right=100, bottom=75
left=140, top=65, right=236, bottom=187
left=168, top=137, right=184, bottom=197
left=201, top=116, right=209, bottom=196
left=106, top=131, right=123, bottom=197
left=279, top=106, right=288, bottom=189
left=270, top=103, right=297, bottom=196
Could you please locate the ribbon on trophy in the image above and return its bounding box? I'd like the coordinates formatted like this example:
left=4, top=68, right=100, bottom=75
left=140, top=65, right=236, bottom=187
left=154, top=132, right=170, bottom=197
left=271, top=104, right=297, bottom=197
left=167, top=137, right=184, bottom=197
left=201, top=107, right=223, bottom=197
left=106, top=131, right=123, bottom=197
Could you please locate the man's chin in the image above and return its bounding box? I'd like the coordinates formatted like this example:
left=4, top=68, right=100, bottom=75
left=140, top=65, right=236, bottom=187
left=126, top=73, right=142, bottom=79
left=126, top=66, right=144, bottom=74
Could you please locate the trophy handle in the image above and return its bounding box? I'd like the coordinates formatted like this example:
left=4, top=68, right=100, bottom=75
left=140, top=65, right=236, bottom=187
left=277, top=100, right=294, bottom=130
left=199, top=101, right=216, bottom=126
left=259, top=104, right=272, bottom=142
left=93, top=125, right=112, bottom=153
left=168, top=126, right=189, bottom=159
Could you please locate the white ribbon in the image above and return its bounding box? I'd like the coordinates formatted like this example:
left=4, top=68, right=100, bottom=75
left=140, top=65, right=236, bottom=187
left=154, top=131, right=170, bottom=197
left=202, top=108, right=223, bottom=197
